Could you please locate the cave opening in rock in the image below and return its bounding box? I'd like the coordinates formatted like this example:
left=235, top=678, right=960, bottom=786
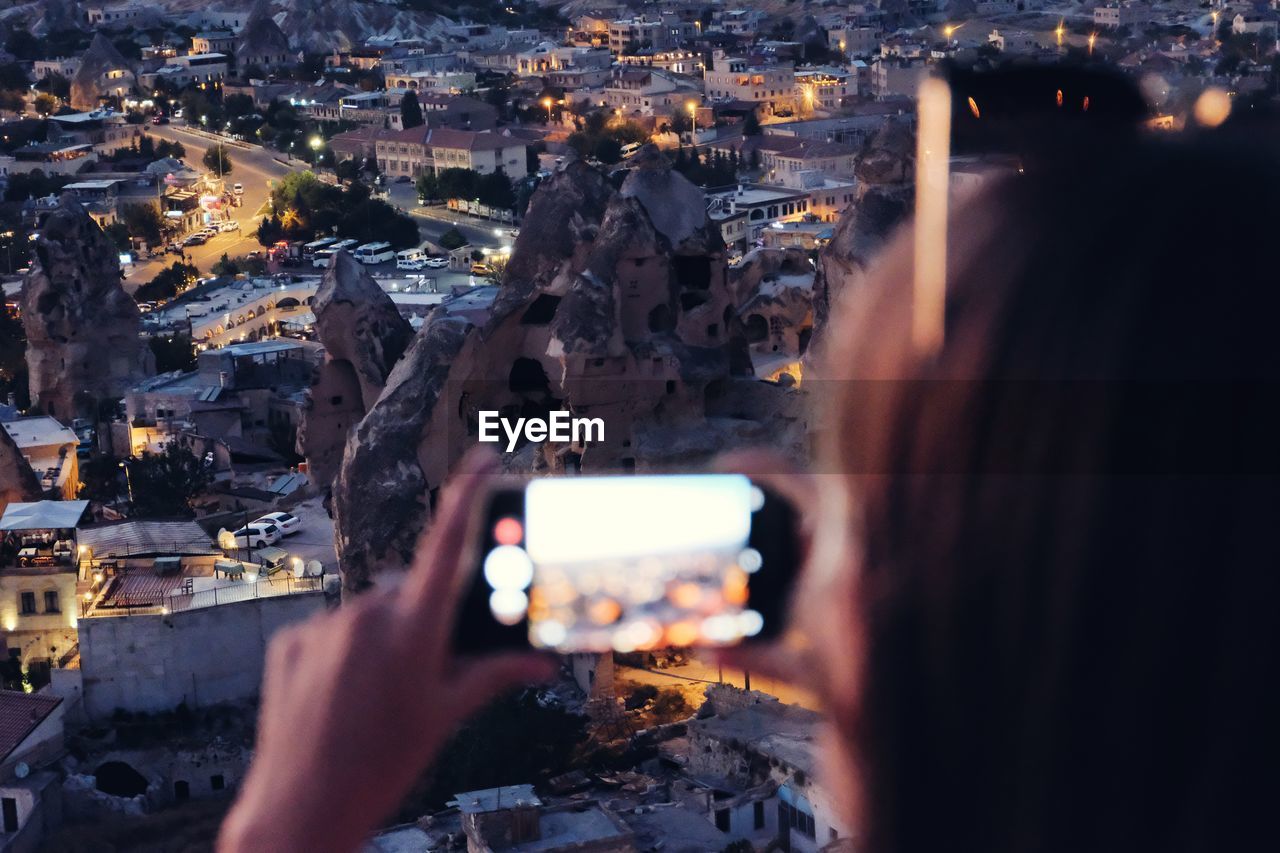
left=745, top=314, right=768, bottom=343
left=95, top=761, right=149, bottom=798
left=798, top=326, right=813, bottom=354
left=648, top=304, right=675, bottom=333
left=520, top=294, right=562, bottom=325
left=672, top=256, right=712, bottom=290
left=508, top=358, right=551, bottom=395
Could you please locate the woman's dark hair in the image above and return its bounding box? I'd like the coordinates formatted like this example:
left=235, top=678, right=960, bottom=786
left=833, top=134, right=1280, bottom=852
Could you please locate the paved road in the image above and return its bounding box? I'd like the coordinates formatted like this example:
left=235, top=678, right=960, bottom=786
left=125, top=126, right=504, bottom=287
left=127, top=124, right=288, bottom=287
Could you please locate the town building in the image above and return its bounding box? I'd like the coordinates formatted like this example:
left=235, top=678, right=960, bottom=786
left=0, top=499, right=89, bottom=678
left=0, top=691, right=66, bottom=849
left=794, top=67, right=856, bottom=114
left=704, top=51, right=797, bottom=117
left=0, top=418, right=80, bottom=500
left=1094, top=2, right=1154, bottom=28
left=375, top=128, right=529, bottom=180
left=190, top=31, right=238, bottom=56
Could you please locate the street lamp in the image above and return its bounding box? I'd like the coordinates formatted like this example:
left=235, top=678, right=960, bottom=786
left=1088, top=32, right=1096, bottom=56
left=542, top=97, right=554, bottom=124
left=118, top=460, right=134, bottom=509
left=1056, top=20, right=1065, bottom=47
left=686, top=100, right=697, bottom=137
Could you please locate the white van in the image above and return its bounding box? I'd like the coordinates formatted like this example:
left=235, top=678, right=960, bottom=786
left=329, top=239, right=359, bottom=253
left=354, top=242, right=395, bottom=265
left=396, top=248, right=426, bottom=270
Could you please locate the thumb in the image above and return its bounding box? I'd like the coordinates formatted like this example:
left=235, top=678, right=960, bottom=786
left=452, top=652, right=559, bottom=719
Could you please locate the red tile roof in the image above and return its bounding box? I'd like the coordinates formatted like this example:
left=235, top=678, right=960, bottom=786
left=381, top=126, right=518, bottom=151
left=0, top=692, right=61, bottom=763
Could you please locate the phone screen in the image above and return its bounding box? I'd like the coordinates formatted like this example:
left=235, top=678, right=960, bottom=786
left=458, top=474, right=796, bottom=654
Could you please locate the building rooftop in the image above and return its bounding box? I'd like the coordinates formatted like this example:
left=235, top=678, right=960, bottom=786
left=510, top=804, right=632, bottom=852
left=1, top=417, right=78, bottom=450
left=0, top=692, right=62, bottom=764
left=217, top=339, right=306, bottom=358
left=451, top=784, right=541, bottom=814
left=691, top=700, right=822, bottom=777
left=0, top=500, right=90, bottom=532
left=77, top=519, right=217, bottom=559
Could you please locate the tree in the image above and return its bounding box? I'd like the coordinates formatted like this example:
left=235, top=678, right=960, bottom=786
left=0, top=308, right=28, bottom=409
left=149, top=334, right=196, bottom=373
left=438, top=227, right=467, bottom=250
left=257, top=214, right=284, bottom=247
left=211, top=253, right=239, bottom=277
left=135, top=262, right=198, bottom=303
left=32, top=93, right=58, bottom=116
left=416, top=171, right=440, bottom=203
left=122, top=203, right=164, bottom=247
left=78, top=454, right=123, bottom=504
left=126, top=442, right=214, bottom=517
left=476, top=169, right=515, bottom=210
left=400, top=91, right=424, bottom=129
left=203, top=146, right=232, bottom=175
left=436, top=167, right=481, bottom=201
left=103, top=222, right=132, bottom=252
left=155, top=139, right=185, bottom=159
left=743, top=110, right=762, bottom=136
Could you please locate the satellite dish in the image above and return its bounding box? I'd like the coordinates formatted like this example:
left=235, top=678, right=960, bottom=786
left=15, top=762, right=29, bottom=779
left=305, top=560, right=323, bottom=578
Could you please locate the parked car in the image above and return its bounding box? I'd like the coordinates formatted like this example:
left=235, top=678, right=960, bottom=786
left=233, top=183, right=244, bottom=195
left=151, top=114, right=169, bottom=125
left=255, top=511, right=301, bottom=536
left=219, top=220, right=240, bottom=233
left=227, top=522, right=282, bottom=549
left=182, top=234, right=208, bottom=246
left=425, top=257, right=448, bottom=269
left=397, top=258, right=427, bottom=271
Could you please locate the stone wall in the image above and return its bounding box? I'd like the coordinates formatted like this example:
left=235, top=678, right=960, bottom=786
left=77, top=591, right=324, bottom=720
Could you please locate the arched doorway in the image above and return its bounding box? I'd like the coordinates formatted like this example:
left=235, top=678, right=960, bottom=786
left=95, top=761, right=148, bottom=798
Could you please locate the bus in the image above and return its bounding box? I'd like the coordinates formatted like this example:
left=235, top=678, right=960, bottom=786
left=303, top=237, right=337, bottom=257
left=330, top=239, right=360, bottom=253
left=354, top=241, right=395, bottom=265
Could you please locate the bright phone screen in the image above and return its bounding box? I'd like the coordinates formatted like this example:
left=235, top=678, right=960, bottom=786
left=481, top=475, right=768, bottom=653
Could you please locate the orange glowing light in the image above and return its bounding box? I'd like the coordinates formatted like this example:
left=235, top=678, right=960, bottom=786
left=665, top=621, right=699, bottom=647
left=493, top=517, right=523, bottom=545
left=669, top=582, right=703, bottom=609
left=967, top=96, right=980, bottom=118
left=724, top=569, right=749, bottom=606
left=1056, top=89, right=1064, bottom=107
left=589, top=598, right=622, bottom=625
left=1082, top=96, right=1090, bottom=112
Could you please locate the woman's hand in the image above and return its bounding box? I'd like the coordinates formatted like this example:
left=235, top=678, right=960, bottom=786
left=218, top=451, right=556, bottom=853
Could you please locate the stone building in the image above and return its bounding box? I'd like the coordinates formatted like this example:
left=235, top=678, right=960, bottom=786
left=69, top=33, right=136, bottom=111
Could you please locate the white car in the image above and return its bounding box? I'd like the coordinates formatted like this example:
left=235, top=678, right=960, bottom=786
left=233, top=183, right=244, bottom=195
left=397, top=258, right=427, bottom=271
left=424, top=257, right=448, bottom=269
left=255, top=511, right=301, bottom=536
left=228, top=522, right=282, bottom=549
left=219, top=220, right=240, bottom=233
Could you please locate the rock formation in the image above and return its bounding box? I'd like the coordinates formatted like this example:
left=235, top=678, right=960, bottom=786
left=70, top=33, right=136, bottom=111
left=299, top=251, right=413, bottom=486
left=0, top=425, right=40, bottom=518
left=329, top=147, right=806, bottom=594
left=237, top=0, right=296, bottom=70
left=22, top=197, right=153, bottom=421
left=813, top=116, right=915, bottom=347
left=732, top=247, right=815, bottom=383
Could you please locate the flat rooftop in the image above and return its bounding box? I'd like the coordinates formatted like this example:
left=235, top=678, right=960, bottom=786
left=2, top=416, right=78, bottom=449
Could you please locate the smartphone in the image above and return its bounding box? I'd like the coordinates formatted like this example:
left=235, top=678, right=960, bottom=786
left=453, top=474, right=799, bottom=655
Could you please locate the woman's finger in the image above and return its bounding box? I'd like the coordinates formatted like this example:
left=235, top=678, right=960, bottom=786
left=450, top=652, right=560, bottom=720
left=398, top=447, right=500, bottom=640
left=710, top=449, right=816, bottom=529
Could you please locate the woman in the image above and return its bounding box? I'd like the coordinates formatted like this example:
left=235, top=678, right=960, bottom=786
left=219, top=135, right=1280, bottom=852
